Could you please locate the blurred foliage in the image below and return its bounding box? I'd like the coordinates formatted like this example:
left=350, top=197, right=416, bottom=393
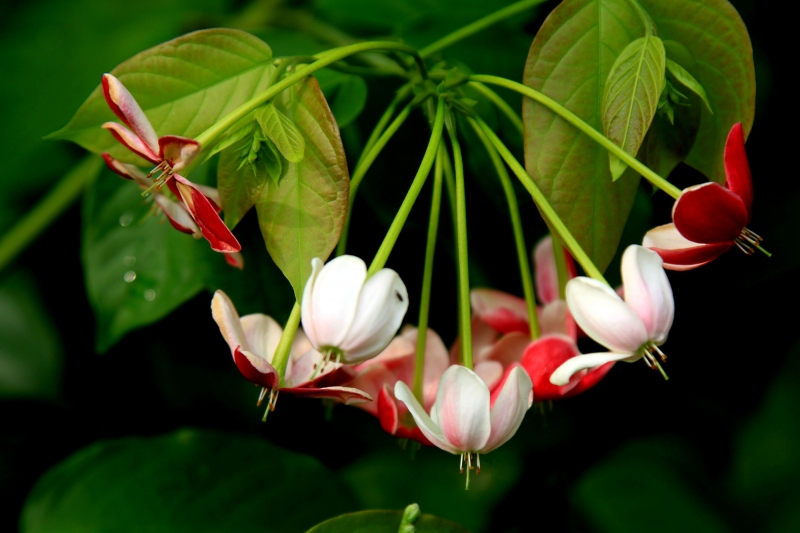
left=307, top=509, right=470, bottom=533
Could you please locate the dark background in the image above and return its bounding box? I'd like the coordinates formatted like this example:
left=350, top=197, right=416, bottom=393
left=1, top=0, right=796, bottom=531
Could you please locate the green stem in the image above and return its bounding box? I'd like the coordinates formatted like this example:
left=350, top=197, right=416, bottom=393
left=446, top=115, right=473, bottom=370
left=551, top=234, right=569, bottom=300
left=195, top=42, right=427, bottom=149
left=0, top=155, right=103, bottom=273
left=368, top=98, right=446, bottom=275
left=413, top=148, right=443, bottom=403
left=468, top=75, right=682, bottom=200
left=467, top=118, right=539, bottom=340
left=467, top=81, right=524, bottom=136
left=473, top=116, right=608, bottom=284
left=419, top=0, right=547, bottom=58
left=438, top=144, right=463, bottom=352
left=272, top=302, right=302, bottom=384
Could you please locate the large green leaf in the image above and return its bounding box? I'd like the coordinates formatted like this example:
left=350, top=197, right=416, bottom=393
left=602, top=34, right=666, bottom=180
left=49, top=29, right=275, bottom=164
left=522, top=0, right=644, bottom=272
left=20, top=428, right=357, bottom=533
left=638, top=0, right=755, bottom=184
left=256, top=77, right=349, bottom=300
left=0, top=272, right=62, bottom=399
left=307, top=510, right=470, bottom=533
left=82, top=165, right=212, bottom=352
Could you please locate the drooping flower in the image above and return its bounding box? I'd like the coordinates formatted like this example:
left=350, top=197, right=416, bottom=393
left=101, top=73, right=240, bottom=254
left=395, top=365, right=532, bottom=483
left=348, top=326, right=449, bottom=444
left=211, top=290, right=372, bottom=413
left=301, top=255, right=409, bottom=364
left=643, top=123, right=763, bottom=270
left=551, top=245, right=674, bottom=385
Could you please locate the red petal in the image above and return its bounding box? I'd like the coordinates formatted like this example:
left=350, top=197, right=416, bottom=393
left=224, top=252, right=245, bottom=270
left=673, top=183, right=748, bottom=244
left=102, top=74, right=160, bottom=155
left=281, top=386, right=372, bottom=405
left=377, top=386, right=399, bottom=435
left=233, top=347, right=279, bottom=389
left=159, top=136, right=200, bottom=171
left=154, top=195, right=199, bottom=236
left=724, top=123, right=753, bottom=219
left=649, top=243, right=730, bottom=270
left=173, top=175, right=241, bottom=253
left=102, top=153, right=150, bottom=187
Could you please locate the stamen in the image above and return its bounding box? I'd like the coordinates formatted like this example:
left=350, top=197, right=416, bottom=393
left=257, top=387, right=268, bottom=406
left=476, top=453, right=481, bottom=474
left=459, top=453, right=464, bottom=473
left=652, top=344, right=667, bottom=362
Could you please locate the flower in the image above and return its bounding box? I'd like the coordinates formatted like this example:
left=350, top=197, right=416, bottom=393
left=211, top=290, right=372, bottom=412
left=348, top=326, right=449, bottom=444
left=395, top=365, right=532, bottom=482
left=643, top=123, right=763, bottom=270
left=101, top=73, right=240, bottom=254
left=551, top=245, right=674, bottom=385
left=301, top=255, right=409, bottom=364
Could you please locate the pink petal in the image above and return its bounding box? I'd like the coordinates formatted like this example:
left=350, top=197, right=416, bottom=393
left=102, top=153, right=150, bottom=188
left=452, top=316, right=501, bottom=365
left=724, top=123, right=752, bottom=219
left=173, top=175, right=241, bottom=253
left=643, top=224, right=730, bottom=270
left=377, top=386, right=433, bottom=445
left=470, top=288, right=530, bottom=335
left=475, top=360, right=504, bottom=391
left=102, top=122, right=159, bottom=163
left=566, top=277, right=648, bottom=354
left=620, top=245, right=674, bottom=344
left=550, top=352, right=634, bottom=386
left=433, top=366, right=491, bottom=452
left=281, top=385, right=372, bottom=405
left=211, top=290, right=248, bottom=356
left=234, top=347, right=279, bottom=389
left=158, top=135, right=200, bottom=172
left=395, top=381, right=461, bottom=454
left=484, top=331, right=529, bottom=368
left=102, top=74, right=159, bottom=155
left=224, top=252, right=245, bottom=270
left=481, top=366, right=532, bottom=453
left=154, top=195, right=200, bottom=236
left=539, top=300, right=576, bottom=338
left=673, top=183, right=748, bottom=244
left=534, top=236, right=559, bottom=304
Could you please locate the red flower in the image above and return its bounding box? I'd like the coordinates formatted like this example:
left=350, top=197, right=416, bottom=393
left=644, top=123, right=764, bottom=270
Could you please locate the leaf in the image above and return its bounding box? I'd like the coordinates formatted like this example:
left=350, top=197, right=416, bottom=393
left=602, top=34, right=666, bottom=180
left=316, top=71, right=369, bottom=128
left=0, top=272, right=62, bottom=400
left=255, top=77, right=350, bottom=301
left=257, top=103, right=306, bottom=163
left=522, top=0, right=645, bottom=272
left=574, top=437, right=731, bottom=533
left=48, top=29, right=275, bottom=164
left=666, top=58, right=712, bottom=112
left=307, top=510, right=471, bottom=533
left=217, top=132, right=276, bottom=229
left=82, top=166, right=212, bottom=352
left=20, top=428, right=357, bottom=533
left=638, top=0, right=755, bottom=183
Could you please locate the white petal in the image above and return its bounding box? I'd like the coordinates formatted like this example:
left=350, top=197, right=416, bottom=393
left=210, top=291, right=249, bottom=356
left=290, top=328, right=314, bottom=362
left=433, top=366, right=491, bottom=452
left=534, top=236, right=559, bottom=304
left=239, top=314, right=282, bottom=364
left=566, top=277, right=648, bottom=353
left=621, top=245, right=675, bottom=344
left=288, top=349, right=325, bottom=386
left=481, top=367, right=533, bottom=453
left=301, top=256, right=367, bottom=350
left=338, top=268, right=409, bottom=363
left=394, top=381, right=461, bottom=454
left=421, top=329, right=451, bottom=410
left=549, top=352, right=635, bottom=386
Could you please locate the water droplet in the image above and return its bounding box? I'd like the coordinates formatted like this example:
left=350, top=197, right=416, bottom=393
left=124, top=255, right=136, bottom=267
left=123, top=271, right=136, bottom=282
left=144, top=289, right=156, bottom=301
left=119, top=212, right=134, bottom=226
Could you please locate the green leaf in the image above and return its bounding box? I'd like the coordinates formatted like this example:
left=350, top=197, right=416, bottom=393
left=0, top=272, right=62, bottom=400
left=639, top=0, right=755, bottom=183
left=256, top=103, right=306, bottom=163
left=666, top=58, right=712, bottom=112
left=256, top=77, right=350, bottom=301
left=306, top=510, right=471, bottom=533
left=522, top=0, right=644, bottom=272
left=21, top=428, right=357, bottom=533
left=316, top=71, right=369, bottom=128
left=574, top=437, right=731, bottom=533
left=602, top=34, right=666, bottom=181
left=49, top=29, right=275, bottom=165
left=82, top=167, right=212, bottom=352
left=217, top=132, right=277, bottom=229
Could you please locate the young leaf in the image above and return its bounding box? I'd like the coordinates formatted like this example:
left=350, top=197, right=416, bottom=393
left=522, top=0, right=644, bottom=273
left=602, top=34, right=666, bottom=181
left=256, top=77, right=350, bottom=301
left=256, top=102, right=306, bottom=163
left=21, top=429, right=357, bottom=533
left=306, top=510, right=471, bottom=533
left=48, top=29, right=275, bottom=164
left=666, top=58, right=713, bottom=112
left=639, top=0, right=755, bottom=184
